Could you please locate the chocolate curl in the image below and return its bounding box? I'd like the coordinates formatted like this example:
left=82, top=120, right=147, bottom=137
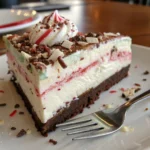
left=17, top=129, right=26, bottom=137
left=49, top=139, right=57, bottom=145
left=58, top=56, right=67, bottom=69
left=43, top=45, right=51, bottom=56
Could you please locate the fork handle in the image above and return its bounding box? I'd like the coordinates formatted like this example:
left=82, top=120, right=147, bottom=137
left=122, top=89, right=150, bottom=109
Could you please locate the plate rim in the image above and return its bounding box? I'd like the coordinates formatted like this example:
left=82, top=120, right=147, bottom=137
left=132, top=44, right=150, bottom=50
left=0, top=9, right=42, bottom=34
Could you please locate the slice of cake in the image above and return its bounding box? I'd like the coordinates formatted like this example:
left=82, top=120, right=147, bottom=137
left=3, top=10, right=132, bottom=136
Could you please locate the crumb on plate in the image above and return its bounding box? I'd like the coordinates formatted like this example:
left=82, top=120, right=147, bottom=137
left=121, top=126, right=134, bottom=132
left=26, top=129, right=31, bottom=135
left=17, top=129, right=26, bottom=137
left=0, top=119, right=4, bottom=125
left=143, top=79, right=147, bottom=81
left=14, top=104, right=20, bottom=108
left=143, top=70, right=149, bottom=75
left=122, top=86, right=141, bottom=100
left=49, top=139, right=57, bottom=145
left=0, top=103, right=7, bottom=107
left=104, top=104, right=113, bottom=109
left=11, top=127, right=16, bottom=130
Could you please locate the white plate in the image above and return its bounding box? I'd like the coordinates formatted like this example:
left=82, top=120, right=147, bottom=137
left=0, top=9, right=42, bottom=34
left=0, top=44, right=150, bottom=150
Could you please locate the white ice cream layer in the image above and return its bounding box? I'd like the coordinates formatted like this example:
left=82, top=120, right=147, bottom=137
left=4, top=36, right=132, bottom=123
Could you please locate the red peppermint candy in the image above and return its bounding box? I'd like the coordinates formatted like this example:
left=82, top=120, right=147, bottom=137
left=109, top=90, right=117, bottom=93
left=9, top=110, right=17, bottom=117
left=35, top=28, right=52, bottom=44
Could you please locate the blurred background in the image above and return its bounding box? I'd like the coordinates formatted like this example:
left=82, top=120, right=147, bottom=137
left=0, top=0, right=149, bottom=9
left=0, top=0, right=149, bottom=49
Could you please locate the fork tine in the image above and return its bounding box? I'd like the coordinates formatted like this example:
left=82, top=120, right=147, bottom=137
left=67, top=127, right=104, bottom=135
left=72, top=128, right=119, bottom=140
left=62, top=122, right=98, bottom=131
left=56, top=118, right=92, bottom=127
left=73, top=134, right=98, bottom=140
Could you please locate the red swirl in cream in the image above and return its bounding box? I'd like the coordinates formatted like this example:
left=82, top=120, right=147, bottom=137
left=29, top=10, right=78, bottom=46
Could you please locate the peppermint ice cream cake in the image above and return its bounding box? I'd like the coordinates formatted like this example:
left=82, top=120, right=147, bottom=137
left=3, top=10, right=132, bottom=136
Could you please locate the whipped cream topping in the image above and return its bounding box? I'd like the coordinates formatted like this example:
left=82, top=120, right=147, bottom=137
left=29, top=10, right=78, bottom=46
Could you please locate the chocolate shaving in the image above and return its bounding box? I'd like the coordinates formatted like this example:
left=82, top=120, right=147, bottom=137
left=43, top=45, right=50, bottom=56
left=125, top=98, right=130, bottom=101
left=49, top=139, right=57, bottom=145
left=17, top=129, right=26, bottom=137
left=111, top=46, right=117, bottom=54
left=103, top=104, right=106, bottom=107
left=19, top=111, right=24, bottom=115
left=87, top=105, right=90, bottom=108
left=71, top=35, right=86, bottom=42
left=0, top=103, right=6, bottom=107
left=121, top=93, right=126, bottom=98
left=58, top=57, right=67, bottom=69
left=86, top=32, right=96, bottom=37
left=80, top=57, right=84, bottom=61
left=27, top=64, right=32, bottom=72
left=14, top=104, right=20, bottom=108
left=7, top=70, right=11, bottom=74
left=44, top=133, right=48, bottom=137
left=11, top=127, right=16, bottom=130
left=143, top=70, right=149, bottom=75
left=134, top=83, right=141, bottom=87
left=135, top=88, right=141, bottom=93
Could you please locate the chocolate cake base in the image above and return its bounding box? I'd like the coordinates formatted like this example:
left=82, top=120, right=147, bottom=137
left=12, top=65, right=130, bottom=136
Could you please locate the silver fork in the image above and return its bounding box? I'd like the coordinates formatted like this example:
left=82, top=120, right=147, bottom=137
left=56, top=89, right=150, bottom=140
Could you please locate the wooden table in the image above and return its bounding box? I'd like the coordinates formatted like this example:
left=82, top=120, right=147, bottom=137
left=0, top=1, right=150, bottom=55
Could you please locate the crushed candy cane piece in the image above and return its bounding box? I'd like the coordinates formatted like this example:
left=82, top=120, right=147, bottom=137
left=120, top=88, right=125, bottom=92
left=9, top=110, right=17, bottom=117
left=109, top=90, right=117, bottom=93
